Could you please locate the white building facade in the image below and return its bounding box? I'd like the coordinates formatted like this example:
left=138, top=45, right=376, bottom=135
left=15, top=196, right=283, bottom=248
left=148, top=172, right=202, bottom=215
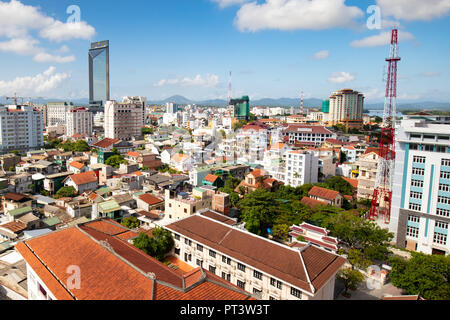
left=390, top=118, right=450, bottom=255
left=104, top=101, right=144, bottom=141
left=66, top=107, right=93, bottom=137
left=0, top=105, right=44, bottom=153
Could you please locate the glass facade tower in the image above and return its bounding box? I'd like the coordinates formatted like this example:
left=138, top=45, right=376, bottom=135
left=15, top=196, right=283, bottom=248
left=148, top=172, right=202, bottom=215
left=89, top=40, right=110, bottom=106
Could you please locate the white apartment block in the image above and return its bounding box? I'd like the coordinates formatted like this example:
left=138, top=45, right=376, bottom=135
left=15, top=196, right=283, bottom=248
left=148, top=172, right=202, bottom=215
left=357, top=149, right=380, bottom=200
left=285, top=150, right=319, bottom=187
left=165, top=213, right=346, bottom=300
left=283, top=124, right=336, bottom=147
left=0, top=105, right=44, bottom=153
left=329, top=89, right=364, bottom=129
left=66, top=107, right=93, bottom=138
left=390, top=118, right=450, bottom=255
left=104, top=100, right=144, bottom=141
left=46, top=102, right=74, bottom=127
left=123, top=96, right=147, bottom=124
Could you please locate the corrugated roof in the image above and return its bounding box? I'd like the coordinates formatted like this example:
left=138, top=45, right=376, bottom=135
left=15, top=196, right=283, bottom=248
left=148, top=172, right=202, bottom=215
left=8, top=206, right=33, bottom=217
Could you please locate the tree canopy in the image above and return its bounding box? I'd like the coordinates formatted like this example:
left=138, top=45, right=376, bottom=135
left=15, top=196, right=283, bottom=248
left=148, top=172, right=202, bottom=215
left=389, top=253, right=450, bottom=300
left=105, top=155, right=127, bottom=168
left=58, top=140, right=90, bottom=152
left=121, top=216, right=140, bottom=229
left=133, top=228, right=175, bottom=261
left=55, top=186, right=77, bottom=199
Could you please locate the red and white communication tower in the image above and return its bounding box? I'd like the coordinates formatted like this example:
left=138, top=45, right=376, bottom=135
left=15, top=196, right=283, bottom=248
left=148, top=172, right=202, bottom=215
left=369, top=28, right=401, bottom=224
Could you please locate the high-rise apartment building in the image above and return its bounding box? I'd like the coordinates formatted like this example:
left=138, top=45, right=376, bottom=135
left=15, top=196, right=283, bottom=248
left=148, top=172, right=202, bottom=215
left=66, top=107, right=93, bottom=138
left=123, top=96, right=147, bottom=123
left=285, top=150, right=319, bottom=188
left=0, top=105, right=44, bottom=153
left=166, top=102, right=178, bottom=114
left=329, top=89, right=364, bottom=130
left=46, top=102, right=74, bottom=127
left=389, top=117, right=450, bottom=255
left=104, top=101, right=144, bottom=141
left=230, top=96, right=250, bottom=121
left=89, top=40, right=110, bottom=106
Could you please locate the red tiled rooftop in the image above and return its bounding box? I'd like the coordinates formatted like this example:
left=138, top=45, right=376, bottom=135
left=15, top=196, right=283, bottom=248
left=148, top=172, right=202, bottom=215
left=203, top=174, right=219, bottom=183
left=308, top=186, right=340, bottom=201
left=301, top=197, right=329, bottom=208
left=93, top=138, right=121, bottom=149
left=70, top=161, right=85, bottom=170
left=65, top=171, right=97, bottom=186
left=139, top=193, right=164, bottom=206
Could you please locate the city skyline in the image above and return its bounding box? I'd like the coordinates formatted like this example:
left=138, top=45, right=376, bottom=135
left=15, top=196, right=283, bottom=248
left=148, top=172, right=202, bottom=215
left=0, top=0, right=449, bottom=103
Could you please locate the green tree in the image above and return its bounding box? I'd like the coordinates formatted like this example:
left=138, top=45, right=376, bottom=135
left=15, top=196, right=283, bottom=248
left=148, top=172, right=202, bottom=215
left=142, top=127, right=154, bottom=135
left=389, top=253, right=450, bottom=300
left=338, top=268, right=364, bottom=297
left=112, top=147, right=120, bottom=155
left=8, top=166, right=14, bottom=172
left=122, top=216, right=140, bottom=229
left=321, top=176, right=354, bottom=196
left=55, top=186, right=77, bottom=198
left=238, top=189, right=276, bottom=236
left=73, top=140, right=90, bottom=152
left=347, top=249, right=372, bottom=271
left=133, top=228, right=175, bottom=261
left=272, top=224, right=290, bottom=242
left=105, top=155, right=127, bottom=168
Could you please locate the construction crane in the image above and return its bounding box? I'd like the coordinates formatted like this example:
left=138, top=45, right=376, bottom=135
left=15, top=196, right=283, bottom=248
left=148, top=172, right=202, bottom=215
left=369, top=28, right=401, bottom=224
left=6, top=93, right=32, bottom=105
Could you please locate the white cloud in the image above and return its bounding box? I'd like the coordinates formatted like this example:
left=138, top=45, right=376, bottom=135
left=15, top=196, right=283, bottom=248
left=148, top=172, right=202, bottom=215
left=234, top=0, right=364, bottom=32
left=40, top=21, right=96, bottom=43
left=0, top=0, right=95, bottom=63
left=33, top=52, right=76, bottom=64
left=328, top=72, right=355, bottom=83
left=350, top=30, right=414, bottom=47
left=312, top=50, right=329, bottom=60
left=0, top=66, right=70, bottom=96
left=181, top=74, right=219, bottom=87
left=377, top=0, right=450, bottom=21
left=154, top=74, right=220, bottom=88
left=211, top=0, right=251, bottom=8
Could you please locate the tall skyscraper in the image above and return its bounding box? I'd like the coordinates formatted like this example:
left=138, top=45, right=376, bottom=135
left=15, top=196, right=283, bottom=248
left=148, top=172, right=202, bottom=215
left=328, top=89, right=364, bottom=130
left=89, top=40, right=110, bottom=106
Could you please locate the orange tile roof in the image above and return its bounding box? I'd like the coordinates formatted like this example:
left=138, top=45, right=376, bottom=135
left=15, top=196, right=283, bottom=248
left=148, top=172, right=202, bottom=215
left=139, top=193, right=164, bottom=206
left=301, top=197, right=329, bottom=208
left=203, top=174, right=219, bottom=183
left=308, top=186, right=340, bottom=201
left=342, top=177, right=358, bottom=189
left=128, top=151, right=140, bottom=157
left=66, top=171, right=97, bottom=186
left=0, top=221, right=27, bottom=233
left=270, top=142, right=285, bottom=150
left=93, top=138, right=121, bottom=149
left=171, top=153, right=189, bottom=163
left=70, top=161, right=85, bottom=170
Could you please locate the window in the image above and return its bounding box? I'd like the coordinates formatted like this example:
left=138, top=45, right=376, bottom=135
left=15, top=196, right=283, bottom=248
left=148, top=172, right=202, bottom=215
left=411, top=180, right=424, bottom=188
left=423, top=135, right=435, bottom=140
left=184, top=253, right=192, bottom=262
left=442, top=159, right=450, bottom=167
left=437, top=146, right=446, bottom=153
left=222, top=255, right=231, bottom=265
left=209, top=266, right=216, bottom=275
left=410, top=191, right=423, bottom=200
left=174, top=248, right=180, bottom=255
left=222, top=272, right=231, bottom=282
left=253, top=270, right=262, bottom=280
left=409, top=203, right=422, bottom=212
left=185, top=239, right=192, bottom=246
left=436, top=208, right=450, bottom=217
left=441, top=172, right=450, bottom=179
left=237, top=280, right=246, bottom=290
left=406, top=226, right=419, bottom=238
left=269, top=296, right=277, bottom=301
left=439, top=184, right=450, bottom=192
left=270, top=278, right=282, bottom=289
left=408, top=215, right=420, bottom=223
left=433, top=232, right=447, bottom=245
left=237, top=263, right=246, bottom=272
left=413, top=156, right=426, bottom=164
left=410, top=144, right=419, bottom=150
left=437, top=196, right=450, bottom=205
left=39, top=283, right=47, bottom=297
left=209, top=250, right=216, bottom=258
left=291, top=287, right=303, bottom=299
left=174, top=234, right=180, bottom=241
left=410, top=134, right=421, bottom=139
left=412, top=168, right=425, bottom=176
left=197, top=259, right=203, bottom=268
left=253, top=288, right=262, bottom=295
left=424, top=144, right=434, bottom=152
left=435, top=221, right=449, bottom=230
left=197, top=244, right=203, bottom=252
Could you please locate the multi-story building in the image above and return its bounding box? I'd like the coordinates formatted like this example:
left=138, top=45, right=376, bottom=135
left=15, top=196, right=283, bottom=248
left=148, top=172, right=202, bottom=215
left=166, top=102, right=178, bottom=114
left=104, top=101, right=144, bottom=141
left=164, top=188, right=212, bottom=221
left=328, top=89, right=364, bottom=130
left=356, top=148, right=380, bottom=200
left=89, top=40, right=110, bottom=106
left=66, top=107, right=93, bottom=138
left=123, top=96, right=147, bottom=124
left=284, top=150, right=319, bottom=188
left=165, top=212, right=346, bottom=300
left=0, top=105, right=44, bottom=153
left=230, top=96, right=250, bottom=121
left=46, top=102, right=74, bottom=127
left=283, top=124, right=336, bottom=147
left=389, top=118, right=450, bottom=255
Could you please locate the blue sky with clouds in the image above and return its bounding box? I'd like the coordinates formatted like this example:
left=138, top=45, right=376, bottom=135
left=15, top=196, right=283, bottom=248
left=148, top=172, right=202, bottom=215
left=0, top=0, right=449, bottom=103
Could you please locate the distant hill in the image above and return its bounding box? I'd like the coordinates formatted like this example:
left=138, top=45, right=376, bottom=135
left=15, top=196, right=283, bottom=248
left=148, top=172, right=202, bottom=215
left=1, top=94, right=448, bottom=111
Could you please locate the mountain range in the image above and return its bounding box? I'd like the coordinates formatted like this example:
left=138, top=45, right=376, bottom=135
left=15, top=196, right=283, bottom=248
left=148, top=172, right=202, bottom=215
left=1, top=95, right=449, bottom=111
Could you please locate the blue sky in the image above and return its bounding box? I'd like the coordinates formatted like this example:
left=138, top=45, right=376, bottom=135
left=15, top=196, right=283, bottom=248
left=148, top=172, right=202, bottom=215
left=0, top=0, right=449, bottom=103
